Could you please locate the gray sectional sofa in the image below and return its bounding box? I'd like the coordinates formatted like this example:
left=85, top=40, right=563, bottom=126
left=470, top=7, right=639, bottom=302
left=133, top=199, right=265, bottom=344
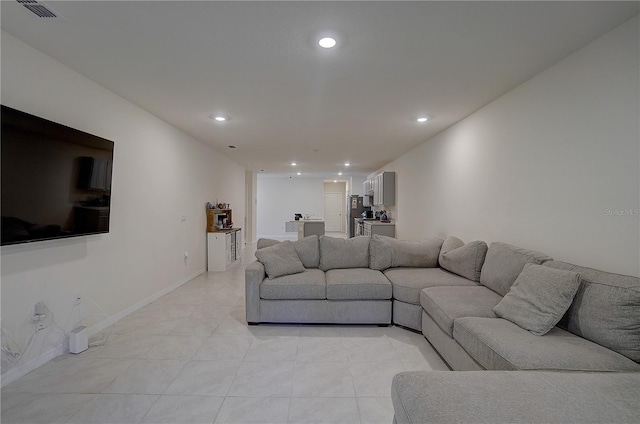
left=246, top=234, right=640, bottom=423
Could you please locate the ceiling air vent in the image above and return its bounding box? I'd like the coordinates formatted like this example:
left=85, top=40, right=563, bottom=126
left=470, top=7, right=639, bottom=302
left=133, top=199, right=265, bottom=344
left=16, top=0, right=65, bottom=20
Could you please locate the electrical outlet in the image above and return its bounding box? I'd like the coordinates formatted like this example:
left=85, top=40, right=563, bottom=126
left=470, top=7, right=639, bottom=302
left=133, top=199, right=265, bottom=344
left=184, top=252, right=189, bottom=259
left=74, top=292, right=82, bottom=305
left=181, top=214, right=187, bottom=222
left=34, top=302, right=46, bottom=316
left=31, top=302, right=46, bottom=323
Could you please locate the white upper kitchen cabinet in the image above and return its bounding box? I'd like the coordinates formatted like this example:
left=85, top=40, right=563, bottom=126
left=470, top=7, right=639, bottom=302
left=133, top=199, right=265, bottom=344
left=372, top=171, right=395, bottom=206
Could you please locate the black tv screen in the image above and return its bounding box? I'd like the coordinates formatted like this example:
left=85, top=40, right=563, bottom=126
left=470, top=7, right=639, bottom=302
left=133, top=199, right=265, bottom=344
left=1, top=105, right=114, bottom=246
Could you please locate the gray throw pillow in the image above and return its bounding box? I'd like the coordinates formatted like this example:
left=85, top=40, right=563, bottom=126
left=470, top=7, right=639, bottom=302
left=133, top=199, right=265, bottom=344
left=493, top=263, right=580, bottom=336
left=319, top=236, right=370, bottom=271
left=439, top=237, right=488, bottom=282
left=370, top=235, right=442, bottom=270
left=256, top=236, right=320, bottom=268
left=255, top=240, right=306, bottom=279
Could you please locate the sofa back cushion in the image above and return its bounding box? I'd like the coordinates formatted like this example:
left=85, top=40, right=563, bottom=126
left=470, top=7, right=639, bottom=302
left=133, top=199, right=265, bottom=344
left=480, top=242, right=552, bottom=296
left=257, top=238, right=281, bottom=250
left=439, top=236, right=488, bottom=282
left=293, top=235, right=320, bottom=268
left=545, top=260, right=640, bottom=363
left=256, top=236, right=320, bottom=268
left=370, top=235, right=443, bottom=271
left=319, top=235, right=370, bottom=271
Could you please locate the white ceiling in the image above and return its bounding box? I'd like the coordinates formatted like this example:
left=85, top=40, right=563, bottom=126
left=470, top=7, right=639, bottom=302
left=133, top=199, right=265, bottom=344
left=2, top=1, right=638, bottom=178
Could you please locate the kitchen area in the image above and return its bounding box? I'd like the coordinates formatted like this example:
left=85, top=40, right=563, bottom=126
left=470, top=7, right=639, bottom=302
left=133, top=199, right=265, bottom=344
left=256, top=173, right=395, bottom=241
left=348, top=171, right=396, bottom=238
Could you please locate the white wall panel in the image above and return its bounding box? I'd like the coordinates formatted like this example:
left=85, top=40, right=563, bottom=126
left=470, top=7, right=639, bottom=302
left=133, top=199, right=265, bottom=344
left=1, top=32, right=245, bottom=382
left=384, top=17, right=639, bottom=276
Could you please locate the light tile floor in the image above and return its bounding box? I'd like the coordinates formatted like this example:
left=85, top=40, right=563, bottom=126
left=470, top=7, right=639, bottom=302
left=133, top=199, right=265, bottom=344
left=2, top=243, right=448, bottom=424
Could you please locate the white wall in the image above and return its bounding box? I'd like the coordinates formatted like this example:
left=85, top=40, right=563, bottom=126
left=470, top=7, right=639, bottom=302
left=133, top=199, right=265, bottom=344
left=245, top=171, right=258, bottom=244
left=1, top=32, right=245, bottom=383
left=256, top=176, right=325, bottom=239
left=324, top=181, right=347, bottom=195
left=383, top=16, right=639, bottom=277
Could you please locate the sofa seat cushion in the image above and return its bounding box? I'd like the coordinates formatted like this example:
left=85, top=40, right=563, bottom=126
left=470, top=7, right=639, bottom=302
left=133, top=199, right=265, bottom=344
left=420, top=286, right=502, bottom=337
left=453, top=317, right=640, bottom=371
left=384, top=267, right=477, bottom=305
left=326, top=268, right=392, bottom=300
left=391, top=371, right=640, bottom=424
left=260, top=269, right=326, bottom=300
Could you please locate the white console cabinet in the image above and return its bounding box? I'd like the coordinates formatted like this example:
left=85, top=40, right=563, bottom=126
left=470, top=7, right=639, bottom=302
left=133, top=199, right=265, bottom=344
left=207, top=228, right=242, bottom=271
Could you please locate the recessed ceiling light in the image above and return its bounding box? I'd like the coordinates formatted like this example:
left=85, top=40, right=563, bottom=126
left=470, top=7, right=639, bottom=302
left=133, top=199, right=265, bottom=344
left=291, top=162, right=297, bottom=166
left=344, top=162, right=350, bottom=167
left=338, top=172, right=343, bottom=176
left=297, top=172, right=301, bottom=176
left=319, top=37, right=337, bottom=48
left=334, top=180, right=338, bottom=183
left=416, top=117, right=428, bottom=123
left=209, top=114, right=230, bottom=122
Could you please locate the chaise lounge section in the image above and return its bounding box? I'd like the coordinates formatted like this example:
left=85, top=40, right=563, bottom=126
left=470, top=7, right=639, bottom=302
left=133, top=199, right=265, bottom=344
left=391, top=370, right=640, bottom=424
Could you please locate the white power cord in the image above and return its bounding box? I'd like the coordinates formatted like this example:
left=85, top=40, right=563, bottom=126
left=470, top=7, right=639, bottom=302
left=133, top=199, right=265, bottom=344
left=42, top=304, right=68, bottom=338
left=1, top=320, right=39, bottom=367
left=72, top=296, right=114, bottom=348
left=1, top=294, right=115, bottom=367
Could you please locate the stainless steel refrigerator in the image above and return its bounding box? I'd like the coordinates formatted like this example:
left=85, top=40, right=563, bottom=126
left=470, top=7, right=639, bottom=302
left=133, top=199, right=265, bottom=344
left=347, top=195, right=371, bottom=238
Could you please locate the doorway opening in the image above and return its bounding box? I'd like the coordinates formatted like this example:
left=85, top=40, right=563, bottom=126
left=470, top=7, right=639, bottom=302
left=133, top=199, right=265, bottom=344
left=324, top=181, right=346, bottom=234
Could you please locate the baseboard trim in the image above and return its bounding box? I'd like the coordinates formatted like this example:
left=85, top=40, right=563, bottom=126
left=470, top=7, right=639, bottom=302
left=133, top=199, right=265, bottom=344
left=86, top=268, right=205, bottom=336
left=0, top=268, right=205, bottom=388
left=0, top=344, right=66, bottom=388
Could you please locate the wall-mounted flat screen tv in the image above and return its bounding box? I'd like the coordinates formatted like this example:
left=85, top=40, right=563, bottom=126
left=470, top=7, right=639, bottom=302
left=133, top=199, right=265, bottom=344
left=1, top=105, right=115, bottom=246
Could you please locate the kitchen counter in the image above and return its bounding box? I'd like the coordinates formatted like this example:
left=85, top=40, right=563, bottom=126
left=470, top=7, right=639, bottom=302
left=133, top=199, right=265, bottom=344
left=298, top=220, right=325, bottom=239
left=355, top=219, right=396, bottom=238
left=355, top=218, right=395, bottom=225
